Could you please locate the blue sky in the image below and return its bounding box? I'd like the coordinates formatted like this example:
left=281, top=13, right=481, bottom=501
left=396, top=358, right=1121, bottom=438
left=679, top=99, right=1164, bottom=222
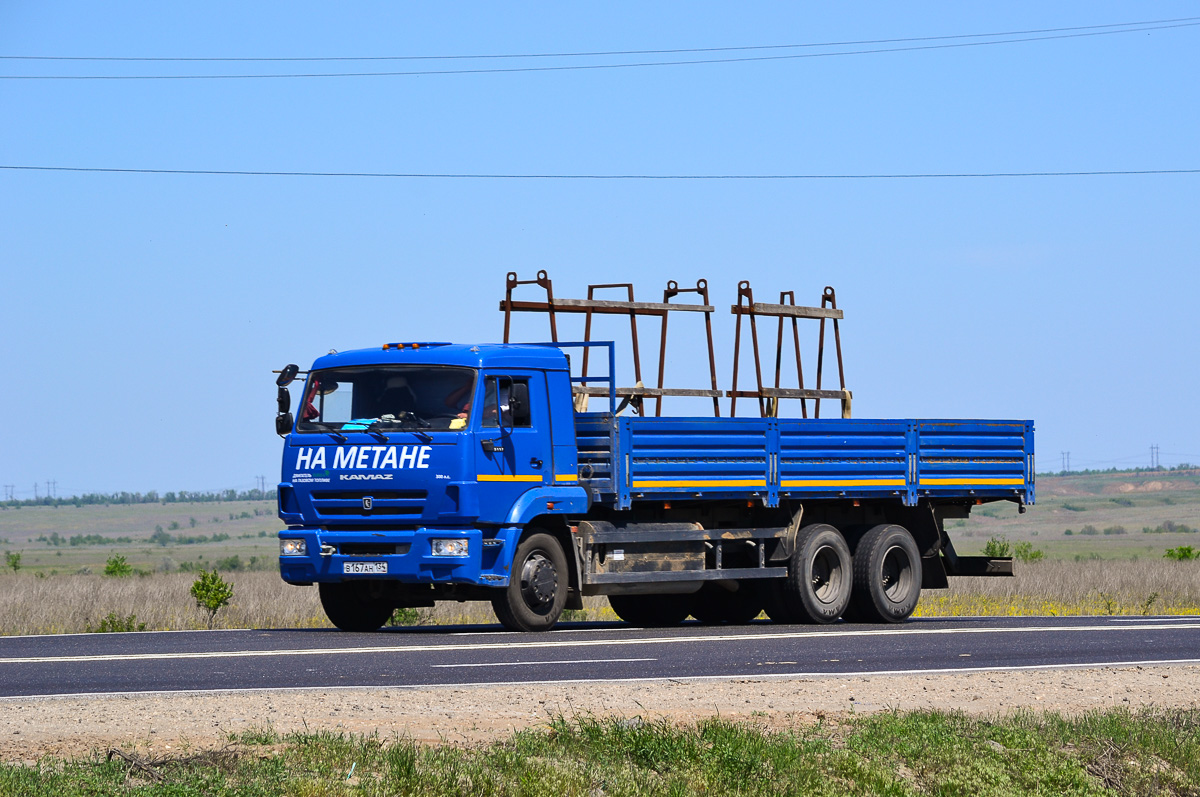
left=1, top=2, right=1197, bottom=496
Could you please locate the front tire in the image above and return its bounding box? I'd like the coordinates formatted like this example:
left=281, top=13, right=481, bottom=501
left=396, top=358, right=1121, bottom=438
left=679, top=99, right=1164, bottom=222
left=492, top=532, right=569, bottom=632
left=318, top=582, right=395, bottom=632
left=764, top=523, right=852, bottom=624
left=844, top=524, right=922, bottom=623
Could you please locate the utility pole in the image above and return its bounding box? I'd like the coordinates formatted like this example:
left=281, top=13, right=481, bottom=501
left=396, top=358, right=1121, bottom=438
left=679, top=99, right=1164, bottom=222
left=1151, top=444, right=1160, bottom=469
left=1061, top=451, right=1070, bottom=473
left=33, top=482, right=38, bottom=500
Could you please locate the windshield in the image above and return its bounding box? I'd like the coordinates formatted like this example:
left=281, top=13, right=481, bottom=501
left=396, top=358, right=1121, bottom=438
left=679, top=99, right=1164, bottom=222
left=297, top=366, right=476, bottom=433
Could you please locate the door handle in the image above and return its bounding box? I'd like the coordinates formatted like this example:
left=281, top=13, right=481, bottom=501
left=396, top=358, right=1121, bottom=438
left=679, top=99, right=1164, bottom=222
left=530, top=457, right=543, bottom=469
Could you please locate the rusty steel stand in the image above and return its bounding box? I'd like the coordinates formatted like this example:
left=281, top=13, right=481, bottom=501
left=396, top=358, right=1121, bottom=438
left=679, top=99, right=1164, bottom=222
left=499, top=272, right=722, bottom=416
left=728, top=281, right=851, bottom=419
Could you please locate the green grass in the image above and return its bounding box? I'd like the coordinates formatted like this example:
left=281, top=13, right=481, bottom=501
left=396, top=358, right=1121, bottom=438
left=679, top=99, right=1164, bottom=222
left=2, top=709, right=1198, bottom=795
left=0, top=501, right=279, bottom=574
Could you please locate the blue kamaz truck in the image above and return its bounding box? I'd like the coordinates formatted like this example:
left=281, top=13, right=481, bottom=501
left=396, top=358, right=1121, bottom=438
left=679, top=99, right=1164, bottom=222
left=274, top=275, right=1033, bottom=632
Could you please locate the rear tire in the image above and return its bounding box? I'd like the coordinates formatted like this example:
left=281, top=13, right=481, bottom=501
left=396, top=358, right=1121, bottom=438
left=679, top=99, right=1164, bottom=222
left=844, top=524, right=922, bottom=623
left=689, top=583, right=763, bottom=625
left=764, top=523, right=852, bottom=624
left=492, top=532, right=568, bottom=632
left=608, top=593, right=692, bottom=627
left=318, top=582, right=395, bottom=632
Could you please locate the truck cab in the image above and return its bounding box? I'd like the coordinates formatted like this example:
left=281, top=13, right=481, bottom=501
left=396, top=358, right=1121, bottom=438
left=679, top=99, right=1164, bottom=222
left=275, top=342, right=587, bottom=631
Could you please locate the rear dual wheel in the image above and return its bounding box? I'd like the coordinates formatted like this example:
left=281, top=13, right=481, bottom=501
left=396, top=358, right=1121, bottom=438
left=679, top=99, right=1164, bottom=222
left=845, top=524, right=922, bottom=623
left=764, top=523, right=853, bottom=624
left=689, top=583, right=763, bottom=625
left=608, top=593, right=693, bottom=627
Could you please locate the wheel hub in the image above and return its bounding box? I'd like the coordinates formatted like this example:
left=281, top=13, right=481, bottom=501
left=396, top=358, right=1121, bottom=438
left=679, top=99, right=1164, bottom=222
left=520, top=554, right=558, bottom=607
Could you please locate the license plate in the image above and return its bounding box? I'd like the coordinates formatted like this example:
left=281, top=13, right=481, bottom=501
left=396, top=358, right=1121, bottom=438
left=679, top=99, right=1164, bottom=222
left=343, top=561, right=387, bottom=574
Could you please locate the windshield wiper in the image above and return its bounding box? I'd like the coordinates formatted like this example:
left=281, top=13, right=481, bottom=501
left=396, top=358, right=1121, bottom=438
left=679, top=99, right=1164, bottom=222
left=299, top=421, right=347, bottom=443
left=366, top=413, right=432, bottom=442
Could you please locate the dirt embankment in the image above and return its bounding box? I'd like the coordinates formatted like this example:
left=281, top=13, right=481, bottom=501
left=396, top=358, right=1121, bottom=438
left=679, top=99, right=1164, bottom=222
left=3, top=665, right=1199, bottom=763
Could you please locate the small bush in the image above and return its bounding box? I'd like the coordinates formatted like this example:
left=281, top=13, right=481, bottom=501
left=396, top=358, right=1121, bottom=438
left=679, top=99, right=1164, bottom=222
left=103, top=554, right=133, bottom=577
left=4, top=551, right=20, bottom=572
left=1103, top=525, right=1127, bottom=536
left=1062, top=502, right=1087, bottom=512
left=1165, top=546, right=1198, bottom=561
left=388, top=607, right=427, bottom=626
left=1144, top=521, right=1197, bottom=534
left=1064, top=529, right=1073, bottom=536
left=168, top=521, right=181, bottom=530
left=87, top=612, right=146, bottom=633
left=1111, top=496, right=1135, bottom=507
left=1079, top=525, right=1099, bottom=536
left=1013, top=541, right=1045, bottom=563
left=983, top=536, right=1011, bottom=557
left=191, top=569, right=234, bottom=628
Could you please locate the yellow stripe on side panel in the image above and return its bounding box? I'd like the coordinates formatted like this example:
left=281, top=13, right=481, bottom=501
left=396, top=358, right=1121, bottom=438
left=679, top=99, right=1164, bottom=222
left=781, top=479, right=906, bottom=488
left=919, top=477, right=1025, bottom=486
left=477, top=474, right=543, bottom=483
left=555, top=474, right=579, bottom=482
left=632, top=479, right=767, bottom=488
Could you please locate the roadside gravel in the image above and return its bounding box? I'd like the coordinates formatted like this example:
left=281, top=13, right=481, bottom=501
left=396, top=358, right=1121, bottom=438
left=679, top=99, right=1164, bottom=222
left=2, top=665, right=1198, bottom=763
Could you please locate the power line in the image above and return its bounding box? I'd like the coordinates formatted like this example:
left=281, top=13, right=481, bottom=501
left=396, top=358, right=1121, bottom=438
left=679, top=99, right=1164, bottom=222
left=5, top=17, right=1195, bottom=62
left=3, top=22, right=1196, bottom=80
left=2, top=165, right=1197, bottom=181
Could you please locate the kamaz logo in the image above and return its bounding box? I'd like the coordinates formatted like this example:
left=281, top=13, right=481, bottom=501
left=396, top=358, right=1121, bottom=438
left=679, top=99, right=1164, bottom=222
left=362, top=496, right=373, bottom=510
left=294, top=445, right=432, bottom=471
left=340, top=474, right=394, bottom=481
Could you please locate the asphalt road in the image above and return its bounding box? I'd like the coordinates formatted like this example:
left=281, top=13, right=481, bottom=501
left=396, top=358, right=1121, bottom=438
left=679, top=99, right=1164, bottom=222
left=1, top=616, right=1198, bottom=698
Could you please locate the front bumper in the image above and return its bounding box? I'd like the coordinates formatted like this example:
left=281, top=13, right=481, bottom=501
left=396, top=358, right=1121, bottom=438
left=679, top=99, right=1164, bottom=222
left=277, top=526, right=514, bottom=586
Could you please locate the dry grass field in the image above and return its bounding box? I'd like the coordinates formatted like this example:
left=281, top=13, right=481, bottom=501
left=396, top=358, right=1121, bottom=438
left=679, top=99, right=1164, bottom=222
left=0, top=557, right=1197, bottom=635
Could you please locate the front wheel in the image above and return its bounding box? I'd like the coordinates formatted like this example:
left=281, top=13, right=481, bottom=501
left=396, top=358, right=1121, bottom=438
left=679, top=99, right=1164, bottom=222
left=318, top=582, right=395, bottom=632
left=844, top=524, right=922, bottom=623
left=492, top=532, right=569, bottom=632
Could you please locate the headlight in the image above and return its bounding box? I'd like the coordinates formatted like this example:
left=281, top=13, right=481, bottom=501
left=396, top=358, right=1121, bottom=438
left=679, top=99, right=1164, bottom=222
left=280, top=538, right=307, bottom=556
left=430, top=538, right=469, bottom=557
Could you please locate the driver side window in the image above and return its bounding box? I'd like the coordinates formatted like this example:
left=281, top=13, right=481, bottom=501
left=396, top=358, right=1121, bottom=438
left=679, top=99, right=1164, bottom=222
left=482, top=377, right=532, bottom=428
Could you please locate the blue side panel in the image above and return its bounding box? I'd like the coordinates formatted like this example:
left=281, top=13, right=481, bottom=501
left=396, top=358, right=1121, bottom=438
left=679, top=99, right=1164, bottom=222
left=915, top=420, right=1033, bottom=502
left=577, top=415, right=1033, bottom=509
left=625, top=417, right=770, bottom=503
left=777, top=420, right=909, bottom=502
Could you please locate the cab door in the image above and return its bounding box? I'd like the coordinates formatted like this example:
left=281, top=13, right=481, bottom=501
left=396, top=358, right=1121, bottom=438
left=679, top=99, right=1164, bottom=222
left=474, top=371, right=552, bottom=523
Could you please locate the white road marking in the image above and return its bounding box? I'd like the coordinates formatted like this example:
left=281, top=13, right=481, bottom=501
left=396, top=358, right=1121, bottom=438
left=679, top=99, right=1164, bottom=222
left=0, top=622, right=1197, bottom=666
left=431, top=657, right=655, bottom=669
left=6, top=658, right=1200, bottom=702
left=1107, top=617, right=1200, bottom=622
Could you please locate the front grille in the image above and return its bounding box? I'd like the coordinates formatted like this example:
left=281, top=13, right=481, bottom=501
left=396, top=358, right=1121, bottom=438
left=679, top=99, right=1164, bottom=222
left=309, top=490, right=428, bottom=519
left=318, top=506, right=423, bottom=516
left=312, top=490, right=426, bottom=500
left=340, top=543, right=412, bottom=556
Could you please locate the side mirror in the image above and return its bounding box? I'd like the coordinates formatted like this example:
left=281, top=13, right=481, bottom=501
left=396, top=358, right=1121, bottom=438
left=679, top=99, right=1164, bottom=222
left=277, top=386, right=291, bottom=414
left=276, top=364, right=300, bottom=387
left=276, top=412, right=294, bottom=436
